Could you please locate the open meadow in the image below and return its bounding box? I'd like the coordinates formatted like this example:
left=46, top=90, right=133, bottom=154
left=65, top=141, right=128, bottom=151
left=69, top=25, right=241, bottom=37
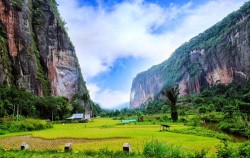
left=0, top=117, right=236, bottom=157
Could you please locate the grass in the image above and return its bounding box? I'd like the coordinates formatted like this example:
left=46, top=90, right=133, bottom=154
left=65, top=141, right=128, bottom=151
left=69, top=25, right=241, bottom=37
left=0, top=118, right=238, bottom=156
left=170, top=127, right=232, bottom=141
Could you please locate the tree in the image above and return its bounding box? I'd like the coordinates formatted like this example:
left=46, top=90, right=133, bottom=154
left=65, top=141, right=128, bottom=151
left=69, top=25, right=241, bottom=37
left=91, top=102, right=102, bottom=117
left=161, top=105, right=168, bottom=113
left=160, top=85, right=180, bottom=122
left=136, top=111, right=144, bottom=122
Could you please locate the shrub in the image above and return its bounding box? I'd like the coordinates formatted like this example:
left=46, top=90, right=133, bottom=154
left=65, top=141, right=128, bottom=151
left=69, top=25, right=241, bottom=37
left=171, top=127, right=231, bottom=141
left=0, top=130, right=7, bottom=135
left=143, top=140, right=199, bottom=158
left=200, top=112, right=223, bottom=123
left=216, top=141, right=233, bottom=158
left=143, top=140, right=172, bottom=158
left=219, top=118, right=249, bottom=138
left=187, top=115, right=204, bottom=126
left=238, top=141, right=250, bottom=157
left=0, top=118, right=52, bottom=134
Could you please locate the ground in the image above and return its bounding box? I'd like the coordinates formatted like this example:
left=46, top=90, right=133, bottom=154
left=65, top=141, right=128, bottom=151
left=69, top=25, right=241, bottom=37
left=0, top=118, right=232, bottom=155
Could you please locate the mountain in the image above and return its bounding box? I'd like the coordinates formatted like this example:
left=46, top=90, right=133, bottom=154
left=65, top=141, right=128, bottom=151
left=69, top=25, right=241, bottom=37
left=0, top=0, right=88, bottom=99
left=112, top=102, right=129, bottom=110
left=130, top=1, right=250, bottom=109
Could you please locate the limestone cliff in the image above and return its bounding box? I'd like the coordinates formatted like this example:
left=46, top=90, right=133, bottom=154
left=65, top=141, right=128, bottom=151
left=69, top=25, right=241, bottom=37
left=131, top=2, right=250, bottom=108
left=0, top=0, right=88, bottom=99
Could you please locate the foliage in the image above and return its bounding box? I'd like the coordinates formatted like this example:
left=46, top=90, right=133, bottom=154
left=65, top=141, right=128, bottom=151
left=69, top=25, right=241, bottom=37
left=171, top=127, right=231, bottom=141
left=47, top=0, right=67, bottom=29
left=0, top=148, right=140, bottom=158
left=143, top=140, right=206, bottom=158
left=0, top=22, right=13, bottom=86
left=216, top=140, right=234, bottom=158
left=216, top=140, right=250, bottom=158
left=238, top=141, right=250, bottom=157
left=0, top=141, right=248, bottom=158
left=140, top=98, right=167, bottom=115
left=91, top=102, right=102, bottom=117
left=187, top=81, right=250, bottom=138
left=134, top=1, right=250, bottom=95
left=0, top=118, right=221, bottom=154
left=12, top=0, right=24, bottom=11
left=0, top=118, right=52, bottom=134
left=160, top=85, right=180, bottom=122
left=200, top=112, right=224, bottom=123
left=32, top=0, right=44, bottom=25
left=0, top=86, right=77, bottom=121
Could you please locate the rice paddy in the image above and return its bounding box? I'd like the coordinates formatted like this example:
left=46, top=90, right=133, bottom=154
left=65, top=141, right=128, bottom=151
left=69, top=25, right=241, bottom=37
left=0, top=118, right=229, bottom=155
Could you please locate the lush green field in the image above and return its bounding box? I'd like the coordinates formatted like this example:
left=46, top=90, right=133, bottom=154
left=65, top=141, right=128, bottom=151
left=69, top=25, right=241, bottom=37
left=0, top=118, right=230, bottom=156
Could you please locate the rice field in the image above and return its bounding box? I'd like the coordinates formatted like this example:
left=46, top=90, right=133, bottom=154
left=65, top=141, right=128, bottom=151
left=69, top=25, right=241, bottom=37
left=0, top=118, right=226, bottom=155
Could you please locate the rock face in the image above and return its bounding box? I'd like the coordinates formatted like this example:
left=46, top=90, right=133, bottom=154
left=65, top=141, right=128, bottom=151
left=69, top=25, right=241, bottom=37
left=131, top=2, right=250, bottom=108
left=0, top=0, right=88, bottom=99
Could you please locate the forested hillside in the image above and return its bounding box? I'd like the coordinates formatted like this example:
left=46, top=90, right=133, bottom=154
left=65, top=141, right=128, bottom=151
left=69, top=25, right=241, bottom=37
left=131, top=1, right=250, bottom=108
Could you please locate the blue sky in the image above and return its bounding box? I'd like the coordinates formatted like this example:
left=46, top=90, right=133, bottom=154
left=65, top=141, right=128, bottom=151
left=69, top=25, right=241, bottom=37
left=57, top=0, right=247, bottom=109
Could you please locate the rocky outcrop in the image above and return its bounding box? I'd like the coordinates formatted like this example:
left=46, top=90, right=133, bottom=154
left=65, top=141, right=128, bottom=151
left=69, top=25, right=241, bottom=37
left=131, top=2, right=250, bottom=108
left=0, top=0, right=88, bottom=99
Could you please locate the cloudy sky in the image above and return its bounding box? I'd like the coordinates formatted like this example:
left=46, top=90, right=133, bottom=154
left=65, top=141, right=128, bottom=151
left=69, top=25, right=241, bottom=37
left=57, top=0, right=247, bottom=109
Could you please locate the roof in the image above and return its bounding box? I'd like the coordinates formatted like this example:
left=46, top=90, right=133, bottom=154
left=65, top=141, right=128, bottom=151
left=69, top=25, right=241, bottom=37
left=121, top=119, right=136, bottom=123
left=67, top=113, right=84, bottom=120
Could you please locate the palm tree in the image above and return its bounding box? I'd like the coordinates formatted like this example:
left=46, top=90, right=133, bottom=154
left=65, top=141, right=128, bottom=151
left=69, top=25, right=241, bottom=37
left=161, top=85, right=180, bottom=122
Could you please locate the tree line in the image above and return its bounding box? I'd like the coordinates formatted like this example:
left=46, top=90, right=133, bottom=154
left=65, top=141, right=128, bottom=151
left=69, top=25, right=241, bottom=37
left=0, top=86, right=102, bottom=120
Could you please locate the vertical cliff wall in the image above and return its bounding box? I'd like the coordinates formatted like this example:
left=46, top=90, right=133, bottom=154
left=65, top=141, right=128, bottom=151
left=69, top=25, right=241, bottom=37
left=131, top=2, right=250, bottom=108
left=0, top=0, right=88, bottom=99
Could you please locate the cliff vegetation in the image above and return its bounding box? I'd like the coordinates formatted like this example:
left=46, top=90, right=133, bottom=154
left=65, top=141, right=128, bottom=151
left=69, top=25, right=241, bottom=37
left=131, top=1, right=250, bottom=108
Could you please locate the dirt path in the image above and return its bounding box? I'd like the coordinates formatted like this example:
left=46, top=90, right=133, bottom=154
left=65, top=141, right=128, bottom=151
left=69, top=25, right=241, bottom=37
left=0, top=135, right=126, bottom=150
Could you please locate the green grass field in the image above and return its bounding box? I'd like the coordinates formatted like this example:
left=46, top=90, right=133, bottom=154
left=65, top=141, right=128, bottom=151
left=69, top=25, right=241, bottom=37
left=0, top=118, right=226, bottom=155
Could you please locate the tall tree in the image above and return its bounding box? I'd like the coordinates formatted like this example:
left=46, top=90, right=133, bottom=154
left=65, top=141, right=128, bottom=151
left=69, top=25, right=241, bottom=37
left=161, top=85, right=180, bottom=122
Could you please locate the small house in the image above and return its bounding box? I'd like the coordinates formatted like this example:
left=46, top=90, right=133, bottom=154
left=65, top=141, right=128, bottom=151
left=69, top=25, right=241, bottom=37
left=66, top=113, right=84, bottom=120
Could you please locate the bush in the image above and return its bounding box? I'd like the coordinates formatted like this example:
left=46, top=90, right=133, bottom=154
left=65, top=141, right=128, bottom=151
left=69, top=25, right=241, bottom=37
left=0, top=118, right=52, bottom=134
left=143, top=140, right=181, bottom=158
left=216, top=140, right=234, bottom=158
left=171, top=127, right=231, bottom=141
left=200, top=112, right=223, bottom=123
left=187, top=115, right=204, bottom=126
left=238, top=141, right=250, bottom=157
left=219, top=118, right=249, bottom=138
left=143, top=140, right=202, bottom=158
left=0, top=130, right=7, bottom=135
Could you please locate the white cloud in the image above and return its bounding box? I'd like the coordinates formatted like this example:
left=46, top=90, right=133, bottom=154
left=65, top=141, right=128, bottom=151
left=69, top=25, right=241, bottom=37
left=87, top=83, right=129, bottom=109
left=57, top=0, right=247, bottom=108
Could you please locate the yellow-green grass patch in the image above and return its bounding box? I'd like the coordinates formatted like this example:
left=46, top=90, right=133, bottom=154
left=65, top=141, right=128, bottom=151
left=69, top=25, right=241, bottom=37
left=0, top=118, right=228, bottom=155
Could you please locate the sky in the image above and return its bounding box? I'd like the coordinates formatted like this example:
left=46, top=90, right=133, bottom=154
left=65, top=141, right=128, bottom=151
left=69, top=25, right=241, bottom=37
left=57, top=0, right=248, bottom=109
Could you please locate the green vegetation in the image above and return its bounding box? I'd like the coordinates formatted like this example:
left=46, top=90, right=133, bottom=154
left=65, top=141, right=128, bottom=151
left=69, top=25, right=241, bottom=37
left=0, top=86, right=97, bottom=124
left=131, top=81, right=250, bottom=139
left=0, top=140, right=249, bottom=158
left=216, top=140, right=250, bottom=158
left=160, top=86, right=180, bottom=122
left=135, top=1, right=250, bottom=90
left=0, top=118, right=249, bottom=157
left=12, top=0, right=24, bottom=11
left=171, top=127, right=231, bottom=141
left=0, top=118, right=221, bottom=155
left=143, top=140, right=207, bottom=158
left=0, top=148, right=139, bottom=158
left=0, top=118, right=52, bottom=135
left=0, top=22, right=13, bottom=86
left=32, top=0, right=43, bottom=26
left=47, top=0, right=67, bottom=29
left=190, top=82, right=250, bottom=138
